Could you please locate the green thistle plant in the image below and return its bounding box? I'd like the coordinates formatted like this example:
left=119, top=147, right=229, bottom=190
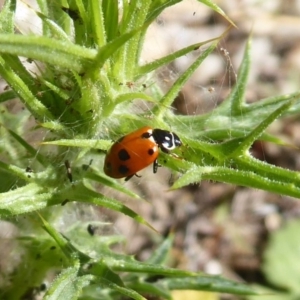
left=0, top=0, right=299, bottom=299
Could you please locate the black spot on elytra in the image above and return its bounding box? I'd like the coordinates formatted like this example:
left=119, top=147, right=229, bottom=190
left=118, top=149, right=130, bottom=161
left=148, top=148, right=155, bottom=155
left=119, top=165, right=129, bottom=174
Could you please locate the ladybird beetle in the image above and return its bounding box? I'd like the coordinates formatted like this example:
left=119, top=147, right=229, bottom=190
left=104, top=126, right=182, bottom=181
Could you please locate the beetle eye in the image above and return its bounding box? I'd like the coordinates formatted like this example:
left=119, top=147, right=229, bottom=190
left=141, top=132, right=151, bottom=138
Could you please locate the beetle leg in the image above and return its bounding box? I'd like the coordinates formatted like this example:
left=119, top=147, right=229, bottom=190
left=125, top=173, right=141, bottom=181
left=153, top=159, right=161, bottom=173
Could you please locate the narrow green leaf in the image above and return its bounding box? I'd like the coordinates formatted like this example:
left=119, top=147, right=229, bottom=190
left=36, top=0, right=50, bottom=35
left=171, top=166, right=203, bottom=190
left=198, top=0, right=236, bottom=27
left=124, top=235, right=176, bottom=290
left=154, top=41, right=218, bottom=118
left=85, top=169, right=143, bottom=200
left=2, top=234, right=68, bottom=299
left=38, top=120, right=70, bottom=133
left=102, top=0, right=119, bottom=42
left=40, top=213, right=91, bottom=264
left=0, top=56, right=54, bottom=120
left=74, top=0, right=89, bottom=26
left=248, top=286, right=289, bottom=300
left=119, top=0, right=150, bottom=33
left=39, top=78, right=70, bottom=99
left=40, top=214, right=78, bottom=259
left=88, top=261, right=124, bottom=287
left=78, top=193, right=157, bottom=232
left=44, top=264, right=82, bottom=300
left=0, top=34, right=97, bottom=72
left=172, top=91, right=300, bottom=143
left=90, top=23, right=150, bottom=74
left=66, top=184, right=156, bottom=231
left=61, top=3, right=88, bottom=46
left=0, top=90, right=16, bottom=103
left=135, top=36, right=222, bottom=79
left=3, top=126, right=47, bottom=166
left=36, top=11, right=71, bottom=41
left=2, top=53, right=40, bottom=95
left=0, top=183, right=49, bottom=217
left=42, top=138, right=111, bottom=150
left=244, top=91, right=300, bottom=114
left=97, top=277, right=147, bottom=300
left=49, top=2, right=72, bottom=36
left=229, top=99, right=293, bottom=156
left=164, top=275, right=256, bottom=295
left=228, top=37, right=251, bottom=114
left=108, top=259, right=195, bottom=277
left=115, top=92, right=157, bottom=105
left=203, top=167, right=300, bottom=198
left=118, top=0, right=152, bottom=79
left=236, top=155, right=300, bottom=185
left=90, top=0, right=106, bottom=47
left=0, top=0, right=16, bottom=33
left=146, top=0, right=181, bottom=24
left=146, top=234, right=173, bottom=264
left=0, top=160, right=32, bottom=182
left=128, top=281, right=171, bottom=300
left=0, top=169, right=19, bottom=193
left=44, top=264, right=79, bottom=300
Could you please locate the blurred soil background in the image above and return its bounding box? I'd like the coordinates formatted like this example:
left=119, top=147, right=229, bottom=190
left=1, top=0, right=300, bottom=299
